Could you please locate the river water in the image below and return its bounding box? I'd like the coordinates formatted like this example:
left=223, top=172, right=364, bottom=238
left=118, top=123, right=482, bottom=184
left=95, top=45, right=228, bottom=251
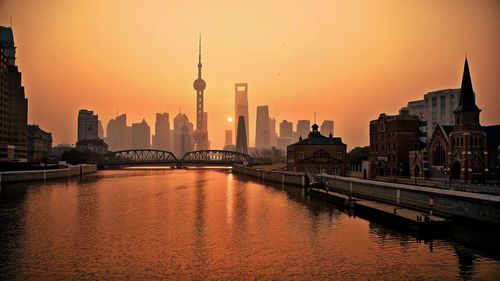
left=1, top=169, right=499, bottom=280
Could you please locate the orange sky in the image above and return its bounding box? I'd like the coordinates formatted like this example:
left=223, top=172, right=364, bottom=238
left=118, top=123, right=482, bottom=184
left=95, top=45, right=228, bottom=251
left=1, top=0, right=499, bottom=149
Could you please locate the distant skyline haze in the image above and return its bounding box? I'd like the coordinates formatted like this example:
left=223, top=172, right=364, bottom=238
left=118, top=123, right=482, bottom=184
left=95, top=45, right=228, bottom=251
left=0, top=0, right=499, bottom=149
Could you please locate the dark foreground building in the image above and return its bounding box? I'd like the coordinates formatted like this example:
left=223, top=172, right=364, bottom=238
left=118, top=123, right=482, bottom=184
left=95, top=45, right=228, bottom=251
left=287, top=123, right=347, bottom=175
left=27, top=125, right=52, bottom=163
left=0, top=26, right=28, bottom=162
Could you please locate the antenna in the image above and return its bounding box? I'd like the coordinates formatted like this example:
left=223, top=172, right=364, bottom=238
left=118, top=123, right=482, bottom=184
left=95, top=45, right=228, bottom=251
left=314, top=112, right=317, bottom=124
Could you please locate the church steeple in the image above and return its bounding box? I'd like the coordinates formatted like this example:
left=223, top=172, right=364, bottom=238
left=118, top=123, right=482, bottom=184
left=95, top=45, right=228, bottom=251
left=455, top=58, right=480, bottom=113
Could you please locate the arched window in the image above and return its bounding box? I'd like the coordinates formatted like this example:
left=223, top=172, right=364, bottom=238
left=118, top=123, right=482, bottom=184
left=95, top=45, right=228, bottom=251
left=451, top=137, right=455, bottom=147
left=433, top=142, right=446, bottom=166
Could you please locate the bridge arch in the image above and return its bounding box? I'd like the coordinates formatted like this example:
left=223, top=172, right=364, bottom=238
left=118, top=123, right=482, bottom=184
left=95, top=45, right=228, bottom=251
left=181, top=150, right=251, bottom=165
left=105, top=149, right=177, bottom=165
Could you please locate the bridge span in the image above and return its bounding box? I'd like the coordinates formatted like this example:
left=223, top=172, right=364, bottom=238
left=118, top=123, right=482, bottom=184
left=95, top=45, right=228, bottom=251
left=99, top=149, right=252, bottom=168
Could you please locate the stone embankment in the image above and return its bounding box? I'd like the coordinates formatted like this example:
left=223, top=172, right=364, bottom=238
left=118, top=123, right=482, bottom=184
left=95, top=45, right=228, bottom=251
left=0, top=165, right=97, bottom=183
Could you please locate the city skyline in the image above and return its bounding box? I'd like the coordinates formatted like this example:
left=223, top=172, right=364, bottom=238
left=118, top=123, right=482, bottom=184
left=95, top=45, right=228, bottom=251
left=0, top=0, right=499, bottom=150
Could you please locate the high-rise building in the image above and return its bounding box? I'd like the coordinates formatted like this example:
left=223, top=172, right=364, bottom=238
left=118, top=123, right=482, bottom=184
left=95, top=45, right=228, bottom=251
left=0, top=26, right=28, bottom=162
left=235, top=116, right=248, bottom=154
left=320, top=120, right=334, bottom=136
left=174, top=113, right=193, bottom=157
left=77, top=110, right=99, bottom=142
left=255, top=105, right=271, bottom=149
left=235, top=83, right=249, bottom=146
left=152, top=113, right=170, bottom=150
left=192, top=36, right=209, bottom=150
left=423, top=89, right=460, bottom=138
left=277, top=120, right=293, bottom=150
left=106, top=114, right=132, bottom=151
left=225, top=130, right=232, bottom=146
left=296, top=120, right=311, bottom=141
left=98, top=120, right=104, bottom=139
left=131, top=119, right=150, bottom=149
left=269, top=117, right=278, bottom=147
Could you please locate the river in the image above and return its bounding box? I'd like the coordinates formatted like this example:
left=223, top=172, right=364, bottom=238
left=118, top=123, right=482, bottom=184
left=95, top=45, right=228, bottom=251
left=1, top=168, right=499, bottom=280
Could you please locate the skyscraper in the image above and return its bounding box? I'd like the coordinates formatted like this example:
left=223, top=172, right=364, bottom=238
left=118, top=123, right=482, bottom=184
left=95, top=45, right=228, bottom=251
left=235, top=116, right=248, bottom=154
left=131, top=119, right=150, bottom=149
left=277, top=120, right=293, bottom=150
left=235, top=83, right=249, bottom=146
left=152, top=113, right=170, bottom=150
left=98, top=120, right=104, bottom=139
left=174, top=113, right=193, bottom=157
left=320, top=120, right=334, bottom=136
left=192, top=36, right=209, bottom=150
left=77, top=109, right=99, bottom=141
left=0, top=26, right=28, bottom=161
left=296, top=120, right=311, bottom=141
left=269, top=117, right=278, bottom=147
left=225, top=130, right=232, bottom=147
left=255, top=105, right=271, bottom=149
left=106, top=114, right=132, bottom=151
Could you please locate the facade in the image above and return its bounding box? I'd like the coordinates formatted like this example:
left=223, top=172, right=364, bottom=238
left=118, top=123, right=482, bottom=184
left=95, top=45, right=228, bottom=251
left=76, top=138, right=108, bottom=155
left=0, top=26, right=28, bottom=162
left=131, top=119, right=151, bottom=149
left=409, top=59, right=500, bottom=183
left=405, top=100, right=425, bottom=120
left=255, top=105, right=271, bottom=149
left=235, top=83, right=249, bottom=146
left=235, top=116, right=248, bottom=154
left=296, top=120, right=311, bottom=141
left=269, top=117, right=278, bottom=147
left=152, top=113, right=170, bottom=150
left=98, top=120, right=104, bottom=139
left=173, top=113, right=193, bottom=157
left=27, top=125, right=52, bottom=163
left=287, top=124, right=347, bottom=175
left=369, top=109, right=421, bottom=178
left=277, top=120, right=293, bottom=150
left=320, top=120, right=334, bottom=137
left=105, top=114, right=132, bottom=151
left=192, top=37, right=209, bottom=150
left=77, top=109, right=98, bottom=142
left=424, top=89, right=460, bottom=138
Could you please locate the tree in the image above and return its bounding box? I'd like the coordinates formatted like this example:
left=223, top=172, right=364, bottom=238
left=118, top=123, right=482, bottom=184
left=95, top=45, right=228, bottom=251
left=347, top=146, right=370, bottom=167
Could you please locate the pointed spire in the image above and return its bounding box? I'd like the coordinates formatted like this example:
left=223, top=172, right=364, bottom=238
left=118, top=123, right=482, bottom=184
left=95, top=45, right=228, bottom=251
left=456, top=58, right=480, bottom=112
left=198, top=33, right=202, bottom=64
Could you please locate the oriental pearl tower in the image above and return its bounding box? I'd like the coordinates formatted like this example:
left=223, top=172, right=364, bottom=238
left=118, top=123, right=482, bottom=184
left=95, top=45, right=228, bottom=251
left=192, top=35, right=209, bottom=150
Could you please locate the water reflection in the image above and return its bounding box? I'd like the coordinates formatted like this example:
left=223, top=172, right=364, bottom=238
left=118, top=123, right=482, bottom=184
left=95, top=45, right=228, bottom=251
left=0, top=169, right=499, bottom=280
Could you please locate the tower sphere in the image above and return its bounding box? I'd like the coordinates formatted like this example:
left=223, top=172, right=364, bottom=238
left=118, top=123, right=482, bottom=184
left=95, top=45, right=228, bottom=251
left=193, top=78, right=206, bottom=91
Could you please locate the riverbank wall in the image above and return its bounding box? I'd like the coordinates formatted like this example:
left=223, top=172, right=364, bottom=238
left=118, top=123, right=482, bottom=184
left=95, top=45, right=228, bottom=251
left=0, top=165, right=97, bottom=183
left=322, top=174, right=500, bottom=224
left=232, top=165, right=305, bottom=186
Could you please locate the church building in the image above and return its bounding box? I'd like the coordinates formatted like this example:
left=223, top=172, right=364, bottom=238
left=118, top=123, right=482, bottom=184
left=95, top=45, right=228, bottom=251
left=410, top=59, right=500, bottom=183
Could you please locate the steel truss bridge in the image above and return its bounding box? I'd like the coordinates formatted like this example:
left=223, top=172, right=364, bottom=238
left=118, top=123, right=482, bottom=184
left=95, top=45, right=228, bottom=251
left=100, top=149, right=252, bottom=168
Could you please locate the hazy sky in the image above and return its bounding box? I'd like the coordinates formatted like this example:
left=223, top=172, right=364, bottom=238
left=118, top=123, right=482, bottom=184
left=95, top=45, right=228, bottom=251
left=1, top=0, right=499, bottom=149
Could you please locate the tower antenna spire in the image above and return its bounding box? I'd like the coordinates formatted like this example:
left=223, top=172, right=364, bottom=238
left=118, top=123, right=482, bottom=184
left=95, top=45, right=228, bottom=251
left=198, top=33, right=202, bottom=64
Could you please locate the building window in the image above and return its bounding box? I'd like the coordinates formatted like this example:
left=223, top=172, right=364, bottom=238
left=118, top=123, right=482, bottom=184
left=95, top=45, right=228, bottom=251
left=433, top=142, right=446, bottom=166
left=299, top=151, right=304, bottom=160
left=337, top=152, right=342, bottom=159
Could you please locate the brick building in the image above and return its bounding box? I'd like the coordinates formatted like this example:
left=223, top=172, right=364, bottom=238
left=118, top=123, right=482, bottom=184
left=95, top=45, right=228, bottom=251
left=369, top=109, right=422, bottom=178
left=287, top=123, right=347, bottom=175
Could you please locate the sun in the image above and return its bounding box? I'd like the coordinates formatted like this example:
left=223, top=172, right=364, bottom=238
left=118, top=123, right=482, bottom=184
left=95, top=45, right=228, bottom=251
left=227, top=117, right=233, bottom=123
